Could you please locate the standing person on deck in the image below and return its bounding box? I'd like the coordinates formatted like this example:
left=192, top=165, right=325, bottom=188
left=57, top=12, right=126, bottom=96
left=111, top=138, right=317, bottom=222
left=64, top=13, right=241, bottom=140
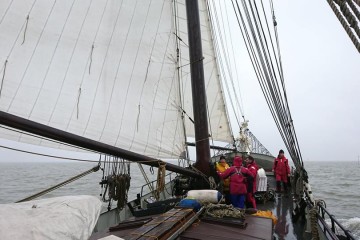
left=245, top=155, right=259, bottom=209
left=215, top=156, right=231, bottom=204
left=272, top=150, right=290, bottom=193
left=217, top=156, right=254, bottom=208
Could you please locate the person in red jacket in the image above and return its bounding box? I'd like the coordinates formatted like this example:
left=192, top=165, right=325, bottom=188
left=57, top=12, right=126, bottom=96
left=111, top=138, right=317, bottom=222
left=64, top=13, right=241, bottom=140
left=245, top=155, right=259, bottom=209
left=272, top=150, right=290, bottom=192
left=217, top=156, right=254, bottom=208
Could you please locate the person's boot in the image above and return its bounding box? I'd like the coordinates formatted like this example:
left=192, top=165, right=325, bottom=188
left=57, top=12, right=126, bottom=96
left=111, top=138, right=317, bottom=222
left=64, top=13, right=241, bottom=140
left=276, top=181, right=281, bottom=192
left=283, top=182, right=288, bottom=193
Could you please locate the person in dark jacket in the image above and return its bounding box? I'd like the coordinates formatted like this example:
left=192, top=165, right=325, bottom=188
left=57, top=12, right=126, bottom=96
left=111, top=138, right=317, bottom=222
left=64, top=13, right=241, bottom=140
left=245, top=155, right=259, bottom=208
left=272, top=150, right=290, bottom=192
left=217, top=156, right=254, bottom=208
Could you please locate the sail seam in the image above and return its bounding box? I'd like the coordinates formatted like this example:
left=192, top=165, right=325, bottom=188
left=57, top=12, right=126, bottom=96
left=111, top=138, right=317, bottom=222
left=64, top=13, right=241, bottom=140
left=27, top=0, right=78, bottom=122
left=6, top=0, right=57, bottom=115
left=80, top=0, right=126, bottom=138
left=97, top=0, right=137, bottom=143
left=143, top=25, right=175, bottom=155
left=129, top=0, right=169, bottom=151
left=45, top=0, right=96, bottom=133
left=0, top=0, right=14, bottom=26
left=115, top=0, right=152, bottom=146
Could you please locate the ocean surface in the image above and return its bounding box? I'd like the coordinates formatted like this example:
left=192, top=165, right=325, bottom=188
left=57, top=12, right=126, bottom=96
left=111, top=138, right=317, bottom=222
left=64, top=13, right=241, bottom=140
left=0, top=161, right=359, bottom=238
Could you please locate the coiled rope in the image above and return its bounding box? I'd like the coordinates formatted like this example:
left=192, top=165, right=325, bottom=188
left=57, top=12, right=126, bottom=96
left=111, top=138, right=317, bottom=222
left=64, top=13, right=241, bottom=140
left=203, top=203, right=245, bottom=219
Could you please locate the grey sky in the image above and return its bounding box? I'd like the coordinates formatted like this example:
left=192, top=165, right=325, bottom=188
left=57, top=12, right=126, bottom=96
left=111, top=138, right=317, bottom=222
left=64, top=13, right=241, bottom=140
left=229, top=1, right=360, bottom=162
left=0, top=1, right=359, bottom=163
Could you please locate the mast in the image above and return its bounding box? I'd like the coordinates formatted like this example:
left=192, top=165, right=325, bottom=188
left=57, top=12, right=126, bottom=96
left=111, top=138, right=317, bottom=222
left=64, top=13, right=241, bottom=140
left=185, top=0, right=211, bottom=176
left=0, top=111, right=200, bottom=178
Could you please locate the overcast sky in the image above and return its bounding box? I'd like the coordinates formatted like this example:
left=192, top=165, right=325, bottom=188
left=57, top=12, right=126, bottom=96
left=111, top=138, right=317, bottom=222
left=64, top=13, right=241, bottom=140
left=0, top=1, right=359, bottom=163
left=228, top=0, right=360, bottom=162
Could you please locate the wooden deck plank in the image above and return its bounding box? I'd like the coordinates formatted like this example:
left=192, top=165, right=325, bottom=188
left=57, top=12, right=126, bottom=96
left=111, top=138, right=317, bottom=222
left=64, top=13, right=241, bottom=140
left=180, top=215, right=273, bottom=240
left=128, top=208, right=193, bottom=240
left=138, top=211, right=195, bottom=240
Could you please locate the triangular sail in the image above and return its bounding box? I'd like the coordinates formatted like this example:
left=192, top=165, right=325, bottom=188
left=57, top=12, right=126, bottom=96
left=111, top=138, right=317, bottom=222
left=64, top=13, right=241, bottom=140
left=0, top=0, right=232, bottom=158
left=176, top=0, right=233, bottom=143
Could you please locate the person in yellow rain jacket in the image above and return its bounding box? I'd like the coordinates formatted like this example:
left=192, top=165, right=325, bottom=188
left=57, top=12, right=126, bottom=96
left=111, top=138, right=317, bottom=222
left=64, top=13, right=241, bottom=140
left=216, top=156, right=231, bottom=204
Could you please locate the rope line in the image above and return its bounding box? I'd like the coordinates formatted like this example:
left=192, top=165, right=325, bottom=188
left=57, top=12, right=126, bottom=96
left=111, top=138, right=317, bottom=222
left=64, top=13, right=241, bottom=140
left=21, top=15, right=30, bottom=45
left=229, top=0, right=304, bottom=169
left=210, top=20, right=241, bottom=129
left=216, top=1, right=244, bottom=119
left=207, top=1, right=242, bottom=129
left=173, top=0, right=190, bottom=161
left=16, top=164, right=100, bottom=203
left=326, top=0, right=360, bottom=52
left=346, top=0, right=360, bottom=22
left=0, top=60, right=8, bottom=98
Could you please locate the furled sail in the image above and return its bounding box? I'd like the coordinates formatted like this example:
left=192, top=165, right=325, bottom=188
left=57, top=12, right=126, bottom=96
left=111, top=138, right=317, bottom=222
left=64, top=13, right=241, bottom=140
left=0, top=0, right=232, bottom=158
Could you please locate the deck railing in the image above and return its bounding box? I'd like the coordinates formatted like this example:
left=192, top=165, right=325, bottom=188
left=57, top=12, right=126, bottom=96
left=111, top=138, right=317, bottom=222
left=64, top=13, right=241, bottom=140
left=139, top=172, right=174, bottom=198
left=317, top=202, right=356, bottom=240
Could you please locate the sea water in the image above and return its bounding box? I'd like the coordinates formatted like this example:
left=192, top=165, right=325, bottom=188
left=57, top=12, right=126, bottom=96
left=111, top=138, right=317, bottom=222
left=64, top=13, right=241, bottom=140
left=0, top=161, right=359, bottom=238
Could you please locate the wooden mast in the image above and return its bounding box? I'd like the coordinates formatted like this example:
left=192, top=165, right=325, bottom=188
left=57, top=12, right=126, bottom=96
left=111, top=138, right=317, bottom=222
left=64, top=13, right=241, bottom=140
left=185, top=0, right=211, bottom=176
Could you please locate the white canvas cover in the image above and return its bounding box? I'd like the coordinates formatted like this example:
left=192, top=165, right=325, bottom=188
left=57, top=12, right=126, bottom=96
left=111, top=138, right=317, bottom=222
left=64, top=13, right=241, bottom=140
left=0, top=195, right=102, bottom=240
left=256, top=168, right=268, bottom=192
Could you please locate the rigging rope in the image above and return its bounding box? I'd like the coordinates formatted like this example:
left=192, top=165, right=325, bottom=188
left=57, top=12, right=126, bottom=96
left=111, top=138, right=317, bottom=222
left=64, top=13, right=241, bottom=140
left=346, top=0, right=360, bottom=22
left=229, top=0, right=304, bottom=170
left=16, top=164, right=100, bottom=203
left=101, top=156, right=131, bottom=210
left=207, top=1, right=243, bottom=129
left=190, top=165, right=216, bottom=189
left=326, top=0, right=360, bottom=53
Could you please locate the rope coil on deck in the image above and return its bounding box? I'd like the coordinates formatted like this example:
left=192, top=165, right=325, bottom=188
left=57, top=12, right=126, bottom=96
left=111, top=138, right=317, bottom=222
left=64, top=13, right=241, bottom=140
left=203, top=203, right=245, bottom=219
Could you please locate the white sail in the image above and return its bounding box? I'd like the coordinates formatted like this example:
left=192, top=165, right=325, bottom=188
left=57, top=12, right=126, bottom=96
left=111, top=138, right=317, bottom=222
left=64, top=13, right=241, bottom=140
left=176, top=0, right=233, bottom=143
left=0, top=0, right=232, bottom=158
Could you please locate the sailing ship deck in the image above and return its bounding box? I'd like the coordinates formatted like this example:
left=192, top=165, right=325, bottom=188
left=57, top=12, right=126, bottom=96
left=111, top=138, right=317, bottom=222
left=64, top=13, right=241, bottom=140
left=90, top=211, right=272, bottom=240
left=90, top=174, right=312, bottom=240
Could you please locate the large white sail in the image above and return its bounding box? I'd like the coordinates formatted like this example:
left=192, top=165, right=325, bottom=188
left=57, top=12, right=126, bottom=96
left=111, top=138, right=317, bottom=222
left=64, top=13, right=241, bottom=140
left=176, top=0, right=233, bottom=143
left=0, top=0, right=232, bottom=158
